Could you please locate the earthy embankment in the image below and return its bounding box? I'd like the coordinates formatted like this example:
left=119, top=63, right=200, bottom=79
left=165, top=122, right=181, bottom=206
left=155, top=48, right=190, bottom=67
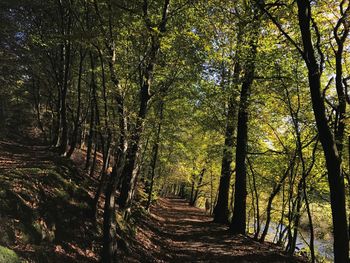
left=0, top=139, right=99, bottom=262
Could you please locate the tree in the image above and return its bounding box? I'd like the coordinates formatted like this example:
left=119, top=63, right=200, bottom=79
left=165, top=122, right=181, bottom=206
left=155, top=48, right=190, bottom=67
left=259, top=0, right=350, bottom=261
left=230, top=1, right=261, bottom=235
left=117, top=0, right=170, bottom=210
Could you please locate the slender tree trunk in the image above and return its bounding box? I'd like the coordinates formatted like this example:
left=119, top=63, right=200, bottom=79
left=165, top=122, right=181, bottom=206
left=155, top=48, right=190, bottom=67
left=89, top=52, right=102, bottom=179
left=247, top=158, right=260, bottom=239
left=189, top=178, right=195, bottom=205
left=287, top=179, right=303, bottom=255
left=32, top=78, right=46, bottom=141
left=260, top=158, right=293, bottom=242
left=209, top=171, right=214, bottom=215
left=89, top=139, right=98, bottom=178
left=67, top=48, right=85, bottom=158
left=85, top=105, right=94, bottom=170
left=57, top=2, right=72, bottom=155
left=101, top=153, right=124, bottom=263
left=93, top=137, right=111, bottom=216
left=146, top=100, right=164, bottom=210
left=230, top=6, right=260, bottom=234
left=230, top=88, right=249, bottom=234
left=304, top=180, right=315, bottom=263
left=118, top=109, right=146, bottom=209
left=348, top=136, right=350, bottom=238
left=275, top=183, right=287, bottom=245
left=285, top=158, right=299, bottom=253
left=92, top=46, right=113, bottom=217
left=260, top=195, right=273, bottom=242
left=190, top=168, right=206, bottom=207
left=52, top=86, right=61, bottom=146
left=213, top=25, right=242, bottom=223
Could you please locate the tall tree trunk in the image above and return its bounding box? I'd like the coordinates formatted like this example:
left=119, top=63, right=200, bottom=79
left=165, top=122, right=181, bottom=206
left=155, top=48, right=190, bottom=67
left=52, top=78, right=61, bottom=146
left=101, top=21, right=127, bottom=261
left=89, top=137, right=98, bottom=178
left=146, top=100, right=164, bottom=210
left=189, top=178, right=195, bottom=205
left=92, top=145, right=111, bottom=219
left=92, top=47, right=113, bottom=217
left=101, top=90, right=126, bottom=263
left=275, top=182, right=287, bottom=245
left=118, top=0, right=170, bottom=210
left=230, top=80, right=249, bottom=234
left=57, top=1, right=72, bottom=155
left=213, top=96, right=236, bottom=224
left=101, top=148, right=125, bottom=263
left=229, top=4, right=260, bottom=234
left=67, top=48, right=85, bottom=158
left=348, top=136, right=350, bottom=238
left=89, top=52, right=102, bottom=178
left=118, top=93, right=148, bottom=209
left=296, top=1, right=349, bottom=261
left=213, top=25, right=242, bottom=224
left=229, top=40, right=258, bottom=235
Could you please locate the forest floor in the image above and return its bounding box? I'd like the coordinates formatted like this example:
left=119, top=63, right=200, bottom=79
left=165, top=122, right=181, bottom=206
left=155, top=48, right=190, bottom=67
left=0, top=137, right=307, bottom=263
left=0, top=138, right=99, bottom=263
left=124, top=198, right=308, bottom=263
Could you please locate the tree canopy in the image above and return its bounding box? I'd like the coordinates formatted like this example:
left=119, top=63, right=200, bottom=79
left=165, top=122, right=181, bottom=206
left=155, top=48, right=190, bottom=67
left=1, top=0, right=350, bottom=262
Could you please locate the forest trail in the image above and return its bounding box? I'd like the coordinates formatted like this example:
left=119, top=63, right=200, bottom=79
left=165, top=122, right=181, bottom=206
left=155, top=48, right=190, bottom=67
left=134, top=197, right=306, bottom=263
left=0, top=139, right=54, bottom=169
left=0, top=139, right=305, bottom=263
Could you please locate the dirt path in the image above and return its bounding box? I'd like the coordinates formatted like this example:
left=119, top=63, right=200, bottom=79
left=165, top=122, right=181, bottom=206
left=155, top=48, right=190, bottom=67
left=0, top=140, right=306, bottom=262
left=0, top=139, right=54, bottom=169
left=137, top=197, right=306, bottom=263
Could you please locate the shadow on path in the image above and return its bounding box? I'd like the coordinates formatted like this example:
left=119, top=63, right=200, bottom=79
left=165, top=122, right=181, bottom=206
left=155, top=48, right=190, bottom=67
left=142, top=197, right=306, bottom=263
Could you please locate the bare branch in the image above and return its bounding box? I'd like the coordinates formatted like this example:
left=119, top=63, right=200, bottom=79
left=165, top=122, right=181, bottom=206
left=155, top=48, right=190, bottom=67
left=322, top=77, right=334, bottom=99
left=325, top=97, right=337, bottom=111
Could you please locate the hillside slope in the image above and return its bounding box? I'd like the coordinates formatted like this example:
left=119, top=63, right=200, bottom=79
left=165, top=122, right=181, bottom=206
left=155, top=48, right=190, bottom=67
left=0, top=139, right=99, bottom=262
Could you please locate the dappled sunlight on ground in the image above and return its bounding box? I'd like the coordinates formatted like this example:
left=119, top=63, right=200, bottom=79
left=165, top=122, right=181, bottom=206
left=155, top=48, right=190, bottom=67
left=0, top=139, right=99, bottom=262
left=129, top=197, right=308, bottom=262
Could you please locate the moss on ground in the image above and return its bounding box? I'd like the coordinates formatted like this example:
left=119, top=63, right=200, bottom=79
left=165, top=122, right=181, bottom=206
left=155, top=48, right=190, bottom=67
left=0, top=246, right=21, bottom=263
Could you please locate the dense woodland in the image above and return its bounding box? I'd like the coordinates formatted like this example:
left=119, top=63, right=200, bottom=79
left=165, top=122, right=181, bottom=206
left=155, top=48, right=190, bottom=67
left=1, top=0, right=350, bottom=262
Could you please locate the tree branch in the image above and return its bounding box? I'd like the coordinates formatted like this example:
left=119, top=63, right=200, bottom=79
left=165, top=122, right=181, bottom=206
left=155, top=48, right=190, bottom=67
left=256, top=0, right=305, bottom=58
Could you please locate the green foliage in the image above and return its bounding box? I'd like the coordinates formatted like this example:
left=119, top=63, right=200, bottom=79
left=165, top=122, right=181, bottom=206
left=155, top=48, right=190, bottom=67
left=1, top=0, right=350, bottom=261
left=0, top=246, right=21, bottom=263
